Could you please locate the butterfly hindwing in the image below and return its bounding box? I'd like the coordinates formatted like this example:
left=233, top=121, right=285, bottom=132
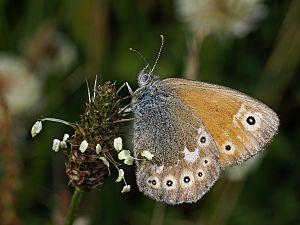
left=132, top=83, right=221, bottom=204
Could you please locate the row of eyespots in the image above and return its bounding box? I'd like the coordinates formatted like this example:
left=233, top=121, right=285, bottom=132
left=147, top=168, right=206, bottom=189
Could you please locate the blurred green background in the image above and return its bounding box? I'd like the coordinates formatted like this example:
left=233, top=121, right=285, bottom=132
left=0, top=0, right=299, bottom=225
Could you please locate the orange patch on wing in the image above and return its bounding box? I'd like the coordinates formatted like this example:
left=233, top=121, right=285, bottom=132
left=178, top=88, right=254, bottom=166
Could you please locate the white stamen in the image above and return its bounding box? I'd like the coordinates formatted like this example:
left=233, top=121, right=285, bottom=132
left=115, top=169, right=124, bottom=182
left=95, top=144, right=102, bottom=154
left=52, top=139, right=60, bottom=152
left=79, top=140, right=88, bottom=153
left=114, top=137, right=123, bottom=152
left=121, top=185, right=131, bottom=193
left=99, top=157, right=110, bottom=168
left=31, top=121, right=42, bottom=137
left=60, top=133, right=70, bottom=148
left=62, top=134, right=69, bottom=142
left=141, top=150, right=154, bottom=160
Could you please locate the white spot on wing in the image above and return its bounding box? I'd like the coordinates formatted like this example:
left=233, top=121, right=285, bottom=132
left=233, top=104, right=247, bottom=127
left=223, top=131, right=230, bottom=137
left=155, top=165, right=164, bottom=174
left=183, top=147, right=199, bottom=163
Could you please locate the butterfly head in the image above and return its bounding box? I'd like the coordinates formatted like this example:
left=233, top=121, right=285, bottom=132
left=137, top=65, right=155, bottom=87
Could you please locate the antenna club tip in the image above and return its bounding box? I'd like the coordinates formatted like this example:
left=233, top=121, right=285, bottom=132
left=160, top=34, right=164, bottom=40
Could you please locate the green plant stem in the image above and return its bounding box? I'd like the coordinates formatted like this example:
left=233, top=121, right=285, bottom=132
left=64, top=187, right=84, bottom=225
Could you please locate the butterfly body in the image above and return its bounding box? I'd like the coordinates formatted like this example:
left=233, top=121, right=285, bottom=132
left=132, top=69, right=279, bottom=205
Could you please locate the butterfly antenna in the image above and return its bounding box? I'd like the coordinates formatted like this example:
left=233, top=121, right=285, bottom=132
left=150, top=34, right=164, bottom=74
left=129, top=47, right=151, bottom=70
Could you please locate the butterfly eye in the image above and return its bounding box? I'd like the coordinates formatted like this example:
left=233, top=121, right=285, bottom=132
left=138, top=67, right=153, bottom=87
left=141, top=74, right=149, bottom=83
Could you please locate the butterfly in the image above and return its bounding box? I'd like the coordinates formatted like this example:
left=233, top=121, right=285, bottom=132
left=130, top=37, right=279, bottom=205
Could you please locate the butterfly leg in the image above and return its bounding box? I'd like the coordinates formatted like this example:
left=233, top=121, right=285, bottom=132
left=126, top=82, right=134, bottom=95
left=117, top=103, right=134, bottom=123
left=113, top=118, right=134, bottom=123
left=117, top=82, right=134, bottom=96
left=119, top=103, right=133, bottom=114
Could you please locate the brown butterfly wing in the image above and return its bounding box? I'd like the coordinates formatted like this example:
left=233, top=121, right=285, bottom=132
left=132, top=84, right=221, bottom=204
left=162, top=78, right=279, bottom=168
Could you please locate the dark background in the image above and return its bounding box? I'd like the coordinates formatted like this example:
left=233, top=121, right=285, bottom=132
left=0, top=0, right=299, bottom=225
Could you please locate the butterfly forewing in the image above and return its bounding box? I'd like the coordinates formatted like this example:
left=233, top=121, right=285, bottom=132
left=162, top=78, right=279, bottom=168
